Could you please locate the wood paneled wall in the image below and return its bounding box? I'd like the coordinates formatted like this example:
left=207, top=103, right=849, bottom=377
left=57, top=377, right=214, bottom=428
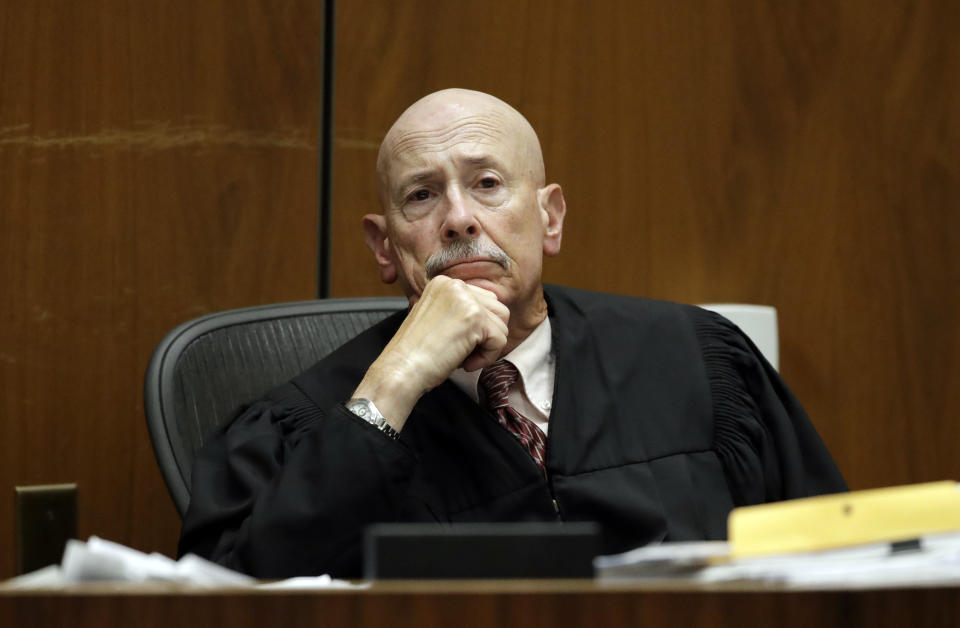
left=0, top=3, right=323, bottom=577
left=1, top=0, right=958, bottom=580
left=331, top=1, right=960, bottom=492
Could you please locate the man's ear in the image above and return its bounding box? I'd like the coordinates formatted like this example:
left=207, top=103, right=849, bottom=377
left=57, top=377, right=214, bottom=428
left=538, top=183, right=566, bottom=257
left=362, top=214, right=398, bottom=284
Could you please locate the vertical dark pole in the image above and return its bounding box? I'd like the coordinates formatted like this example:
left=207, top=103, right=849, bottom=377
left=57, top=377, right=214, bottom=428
left=317, top=0, right=336, bottom=298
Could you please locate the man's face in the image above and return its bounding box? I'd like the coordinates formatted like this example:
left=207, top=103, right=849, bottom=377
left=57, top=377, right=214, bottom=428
left=369, top=98, right=563, bottom=313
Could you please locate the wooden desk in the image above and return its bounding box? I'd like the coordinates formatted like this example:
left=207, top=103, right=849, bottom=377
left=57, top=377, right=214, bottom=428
left=4, top=579, right=960, bottom=628
left=2, top=580, right=959, bottom=627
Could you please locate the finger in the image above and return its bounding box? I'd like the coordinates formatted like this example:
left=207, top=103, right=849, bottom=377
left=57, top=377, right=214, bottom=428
left=462, top=333, right=507, bottom=371
left=462, top=282, right=497, bottom=300
left=486, top=304, right=509, bottom=338
left=463, top=284, right=510, bottom=325
left=462, top=310, right=509, bottom=372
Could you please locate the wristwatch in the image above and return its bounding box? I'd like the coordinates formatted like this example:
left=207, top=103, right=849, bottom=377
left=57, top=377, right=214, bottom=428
left=345, top=398, right=400, bottom=440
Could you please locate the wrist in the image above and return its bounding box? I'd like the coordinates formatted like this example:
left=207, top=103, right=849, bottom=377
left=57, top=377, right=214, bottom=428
left=352, top=361, right=424, bottom=432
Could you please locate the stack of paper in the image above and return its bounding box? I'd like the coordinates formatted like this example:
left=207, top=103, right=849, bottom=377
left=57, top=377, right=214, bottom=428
left=595, top=481, right=960, bottom=586
left=1, top=537, right=361, bottom=590
left=702, top=532, right=960, bottom=586
left=1, top=537, right=254, bottom=589
left=594, top=541, right=729, bottom=579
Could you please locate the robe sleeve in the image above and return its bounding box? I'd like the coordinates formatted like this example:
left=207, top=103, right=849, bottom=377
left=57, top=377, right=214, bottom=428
left=692, top=308, right=847, bottom=506
left=177, top=381, right=418, bottom=578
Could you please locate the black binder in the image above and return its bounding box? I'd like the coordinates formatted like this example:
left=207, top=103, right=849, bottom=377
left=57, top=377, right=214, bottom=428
left=364, top=521, right=600, bottom=579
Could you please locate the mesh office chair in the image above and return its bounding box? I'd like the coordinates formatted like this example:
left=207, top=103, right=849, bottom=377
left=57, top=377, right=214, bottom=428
left=144, top=297, right=408, bottom=517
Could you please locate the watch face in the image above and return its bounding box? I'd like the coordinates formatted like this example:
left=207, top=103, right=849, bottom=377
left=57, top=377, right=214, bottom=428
left=349, top=400, right=374, bottom=421
left=347, top=398, right=398, bottom=439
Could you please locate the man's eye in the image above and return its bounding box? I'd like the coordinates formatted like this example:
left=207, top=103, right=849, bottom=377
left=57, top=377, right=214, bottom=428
left=478, top=177, right=499, bottom=189
left=408, top=189, right=431, bottom=202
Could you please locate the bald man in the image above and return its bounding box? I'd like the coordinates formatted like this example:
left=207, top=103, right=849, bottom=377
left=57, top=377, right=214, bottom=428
left=179, top=89, right=846, bottom=578
left=354, top=89, right=564, bottom=433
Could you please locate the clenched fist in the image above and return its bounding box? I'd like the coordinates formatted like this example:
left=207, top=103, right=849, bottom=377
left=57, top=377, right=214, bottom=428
left=351, top=276, right=510, bottom=431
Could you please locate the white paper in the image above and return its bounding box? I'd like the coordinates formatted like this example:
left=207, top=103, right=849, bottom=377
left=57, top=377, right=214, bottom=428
left=696, top=532, right=960, bottom=586
left=257, top=575, right=367, bottom=590
left=594, top=532, right=960, bottom=586
left=0, top=537, right=354, bottom=590
left=594, top=541, right=729, bottom=578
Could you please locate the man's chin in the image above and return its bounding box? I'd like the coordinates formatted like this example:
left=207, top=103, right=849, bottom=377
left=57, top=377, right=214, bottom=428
left=471, top=281, right=519, bottom=309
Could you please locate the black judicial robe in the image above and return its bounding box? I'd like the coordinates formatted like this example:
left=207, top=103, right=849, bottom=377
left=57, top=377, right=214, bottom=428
left=179, top=285, right=847, bottom=578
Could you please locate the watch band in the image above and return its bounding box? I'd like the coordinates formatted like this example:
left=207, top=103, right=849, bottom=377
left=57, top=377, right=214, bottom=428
left=345, top=398, right=400, bottom=440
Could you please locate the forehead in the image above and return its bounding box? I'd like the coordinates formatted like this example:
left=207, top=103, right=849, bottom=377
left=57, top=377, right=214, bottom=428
left=384, top=108, right=523, bottom=178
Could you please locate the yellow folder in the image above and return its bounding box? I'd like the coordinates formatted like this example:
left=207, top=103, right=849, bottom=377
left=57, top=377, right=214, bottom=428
left=728, top=481, right=960, bottom=557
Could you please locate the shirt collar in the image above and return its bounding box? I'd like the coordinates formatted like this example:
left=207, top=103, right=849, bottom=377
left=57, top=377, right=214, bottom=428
left=449, top=315, right=553, bottom=404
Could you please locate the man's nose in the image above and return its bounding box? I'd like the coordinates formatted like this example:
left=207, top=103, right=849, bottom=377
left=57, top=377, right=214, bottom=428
left=440, top=188, right=481, bottom=241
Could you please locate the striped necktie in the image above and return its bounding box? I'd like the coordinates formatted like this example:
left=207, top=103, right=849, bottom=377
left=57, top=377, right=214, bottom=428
left=478, top=359, right=547, bottom=474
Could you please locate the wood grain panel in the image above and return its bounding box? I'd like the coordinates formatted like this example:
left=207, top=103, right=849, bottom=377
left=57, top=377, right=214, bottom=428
left=331, top=1, right=960, bottom=491
left=3, top=585, right=960, bottom=628
left=0, top=2, right=324, bottom=577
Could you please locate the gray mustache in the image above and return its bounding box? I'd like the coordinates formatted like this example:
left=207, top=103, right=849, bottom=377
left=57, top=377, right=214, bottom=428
left=425, top=239, right=511, bottom=279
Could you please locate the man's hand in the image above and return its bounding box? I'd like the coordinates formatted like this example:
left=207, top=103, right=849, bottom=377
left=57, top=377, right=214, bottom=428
left=351, top=276, right=510, bottom=432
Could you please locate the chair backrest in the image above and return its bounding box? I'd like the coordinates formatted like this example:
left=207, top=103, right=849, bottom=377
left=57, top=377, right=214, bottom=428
left=698, top=304, right=779, bottom=371
left=144, top=297, right=408, bottom=517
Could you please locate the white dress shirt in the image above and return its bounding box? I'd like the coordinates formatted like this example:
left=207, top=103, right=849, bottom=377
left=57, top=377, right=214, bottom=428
left=448, top=316, right=555, bottom=435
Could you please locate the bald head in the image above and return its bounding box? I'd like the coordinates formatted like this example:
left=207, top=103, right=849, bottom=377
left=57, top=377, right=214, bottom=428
left=362, top=87, right=566, bottom=318
left=376, top=89, right=545, bottom=208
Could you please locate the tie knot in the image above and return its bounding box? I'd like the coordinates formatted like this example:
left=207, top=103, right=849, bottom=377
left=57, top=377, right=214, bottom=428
left=479, top=360, right=519, bottom=410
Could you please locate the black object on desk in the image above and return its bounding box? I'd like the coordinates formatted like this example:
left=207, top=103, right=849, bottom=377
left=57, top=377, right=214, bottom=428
left=364, top=521, right=600, bottom=579
left=14, top=484, right=78, bottom=575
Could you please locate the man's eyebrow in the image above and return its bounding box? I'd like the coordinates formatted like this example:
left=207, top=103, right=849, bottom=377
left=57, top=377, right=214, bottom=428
left=403, top=171, right=436, bottom=185
left=458, top=154, right=502, bottom=169
left=392, top=168, right=437, bottom=187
